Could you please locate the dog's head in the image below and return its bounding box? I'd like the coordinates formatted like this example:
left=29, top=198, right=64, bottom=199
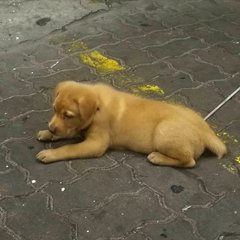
left=48, top=81, right=99, bottom=137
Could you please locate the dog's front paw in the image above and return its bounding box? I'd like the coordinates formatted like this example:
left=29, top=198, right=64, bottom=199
left=37, top=130, right=53, bottom=141
left=36, top=149, right=58, bottom=163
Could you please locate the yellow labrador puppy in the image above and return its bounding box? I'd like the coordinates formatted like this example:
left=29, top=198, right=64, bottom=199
left=36, top=81, right=227, bottom=167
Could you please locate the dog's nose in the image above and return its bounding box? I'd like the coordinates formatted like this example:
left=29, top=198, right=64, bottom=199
left=49, top=128, right=56, bottom=134
left=48, top=124, right=57, bottom=134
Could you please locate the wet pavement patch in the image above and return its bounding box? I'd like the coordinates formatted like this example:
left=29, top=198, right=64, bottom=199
left=160, top=233, right=168, bottom=238
left=170, top=185, right=185, bottom=194
left=140, top=23, right=150, bottom=27
left=36, top=17, right=51, bottom=26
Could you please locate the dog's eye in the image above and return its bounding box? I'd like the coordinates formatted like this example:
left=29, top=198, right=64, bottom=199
left=63, top=111, right=75, bottom=119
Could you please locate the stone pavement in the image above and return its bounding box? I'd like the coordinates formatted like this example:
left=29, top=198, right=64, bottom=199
left=0, top=0, right=240, bottom=239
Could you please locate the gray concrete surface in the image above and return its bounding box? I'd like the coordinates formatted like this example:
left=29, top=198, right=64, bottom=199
left=0, top=0, right=240, bottom=239
left=0, top=0, right=110, bottom=50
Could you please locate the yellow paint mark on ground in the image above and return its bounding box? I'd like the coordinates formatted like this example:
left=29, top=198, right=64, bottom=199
left=216, top=131, right=238, bottom=144
left=63, top=41, right=88, bottom=53
left=218, top=155, right=240, bottom=174
left=220, top=163, right=237, bottom=174
left=132, top=84, right=164, bottom=96
left=61, top=40, right=124, bottom=74
left=106, top=72, right=143, bottom=85
left=140, top=85, right=165, bottom=93
left=235, top=155, right=240, bottom=164
left=79, top=51, right=125, bottom=73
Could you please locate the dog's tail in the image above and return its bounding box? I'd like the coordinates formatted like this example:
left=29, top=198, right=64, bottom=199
left=205, top=130, right=227, bottom=159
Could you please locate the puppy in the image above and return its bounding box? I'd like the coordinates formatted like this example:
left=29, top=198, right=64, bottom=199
left=36, top=81, right=227, bottom=167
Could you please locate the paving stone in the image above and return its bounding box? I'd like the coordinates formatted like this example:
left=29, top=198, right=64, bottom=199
left=0, top=72, right=34, bottom=99
left=179, top=84, right=225, bottom=115
left=128, top=29, right=185, bottom=49
left=207, top=18, right=240, bottom=39
left=24, top=44, right=64, bottom=63
left=5, top=139, right=73, bottom=188
left=147, top=37, right=206, bottom=59
left=0, top=110, right=51, bottom=142
left=129, top=61, right=174, bottom=81
left=0, top=148, right=12, bottom=172
left=193, top=46, right=240, bottom=74
left=125, top=154, right=213, bottom=212
left=181, top=24, right=231, bottom=45
left=80, top=0, right=108, bottom=11
left=42, top=57, right=79, bottom=73
left=145, top=1, right=215, bottom=27
left=211, top=76, right=240, bottom=126
left=14, top=66, right=50, bottom=80
left=216, top=41, right=240, bottom=55
left=44, top=165, right=142, bottom=214
left=222, top=120, right=240, bottom=141
left=99, top=71, right=146, bottom=90
left=127, top=61, right=199, bottom=97
left=141, top=217, right=200, bottom=240
left=125, top=232, right=147, bottom=240
left=31, top=67, right=95, bottom=91
left=211, top=99, right=240, bottom=128
left=0, top=61, right=7, bottom=73
left=174, top=4, right=216, bottom=22
left=0, top=0, right=107, bottom=50
left=0, top=93, right=49, bottom=120
left=186, top=190, right=240, bottom=240
left=134, top=0, right=163, bottom=13
left=0, top=230, right=15, bottom=240
left=0, top=166, right=33, bottom=198
left=101, top=41, right=155, bottom=67
left=0, top=146, right=33, bottom=198
left=188, top=153, right=240, bottom=195
left=0, top=193, right=72, bottom=240
left=123, top=12, right=167, bottom=33
left=0, top=52, right=34, bottom=70
left=61, top=33, right=116, bottom=54
left=168, top=54, right=227, bottom=83
left=48, top=21, right=103, bottom=46
left=159, top=12, right=199, bottom=28
left=70, top=188, right=170, bottom=240
left=153, top=74, right=199, bottom=98
left=100, top=17, right=142, bottom=40
left=70, top=151, right=120, bottom=174
left=214, top=75, right=240, bottom=97
left=225, top=13, right=240, bottom=25
left=189, top=1, right=238, bottom=17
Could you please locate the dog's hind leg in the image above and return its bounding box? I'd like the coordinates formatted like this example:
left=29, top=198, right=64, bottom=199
left=149, top=120, right=201, bottom=168
left=147, top=152, right=196, bottom=168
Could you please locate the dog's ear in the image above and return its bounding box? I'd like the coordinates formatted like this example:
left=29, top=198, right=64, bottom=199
left=75, top=94, right=99, bottom=120
left=54, top=81, right=75, bottom=100
left=54, top=82, right=66, bottom=99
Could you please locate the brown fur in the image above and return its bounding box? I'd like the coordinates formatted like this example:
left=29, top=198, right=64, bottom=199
left=36, top=81, right=227, bottom=167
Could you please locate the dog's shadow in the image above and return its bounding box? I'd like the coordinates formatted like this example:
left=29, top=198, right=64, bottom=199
left=201, top=149, right=218, bottom=159
left=47, top=135, right=84, bottom=148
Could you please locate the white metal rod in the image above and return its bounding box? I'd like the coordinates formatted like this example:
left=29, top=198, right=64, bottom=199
left=204, top=86, right=240, bottom=120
